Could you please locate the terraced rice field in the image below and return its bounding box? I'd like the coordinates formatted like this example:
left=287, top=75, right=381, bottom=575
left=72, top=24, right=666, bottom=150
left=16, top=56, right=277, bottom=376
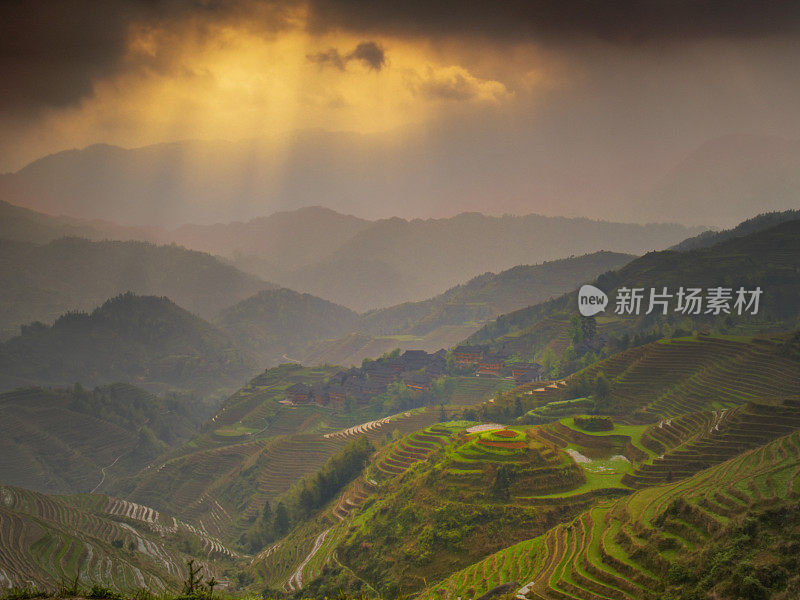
left=609, top=337, right=800, bottom=419
left=421, top=430, right=800, bottom=600
left=0, top=487, right=234, bottom=591
left=623, top=397, right=800, bottom=488
left=0, top=389, right=144, bottom=494
left=372, top=425, right=454, bottom=479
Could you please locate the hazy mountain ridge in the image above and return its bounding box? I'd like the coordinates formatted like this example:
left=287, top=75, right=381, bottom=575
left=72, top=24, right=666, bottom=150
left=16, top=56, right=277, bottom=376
left=469, top=219, right=800, bottom=368
left=296, top=251, right=635, bottom=366
left=639, top=134, right=800, bottom=227
left=4, top=133, right=800, bottom=230
left=261, top=213, right=697, bottom=311
left=670, top=208, right=800, bottom=251
left=0, top=236, right=274, bottom=340
left=0, top=198, right=157, bottom=244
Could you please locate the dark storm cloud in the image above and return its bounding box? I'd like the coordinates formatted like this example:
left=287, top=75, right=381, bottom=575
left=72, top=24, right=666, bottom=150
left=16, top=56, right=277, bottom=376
left=347, top=41, right=385, bottom=70
left=307, top=41, right=385, bottom=70
left=306, top=0, right=800, bottom=43
left=0, top=0, right=288, bottom=115
left=4, top=0, right=800, bottom=116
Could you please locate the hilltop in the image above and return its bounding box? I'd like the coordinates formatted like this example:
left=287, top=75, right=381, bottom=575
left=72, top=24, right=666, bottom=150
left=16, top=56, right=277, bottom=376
left=214, top=288, right=359, bottom=365
left=0, top=293, right=254, bottom=393
left=0, top=236, right=273, bottom=340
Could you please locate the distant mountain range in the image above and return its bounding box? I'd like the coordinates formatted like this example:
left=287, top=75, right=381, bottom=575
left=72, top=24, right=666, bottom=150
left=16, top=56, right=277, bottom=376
left=0, top=199, right=699, bottom=312
left=223, top=210, right=694, bottom=311
left=0, top=235, right=273, bottom=340
left=3, top=133, right=800, bottom=228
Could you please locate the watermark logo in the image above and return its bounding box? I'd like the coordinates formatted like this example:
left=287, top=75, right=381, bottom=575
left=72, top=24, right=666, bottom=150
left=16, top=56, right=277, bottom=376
left=577, top=285, right=763, bottom=316
left=578, top=284, right=609, bottom=317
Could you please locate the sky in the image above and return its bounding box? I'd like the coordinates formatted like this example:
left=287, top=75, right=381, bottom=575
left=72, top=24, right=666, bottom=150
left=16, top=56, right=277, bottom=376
left=2, top=1, right=800, bottom=225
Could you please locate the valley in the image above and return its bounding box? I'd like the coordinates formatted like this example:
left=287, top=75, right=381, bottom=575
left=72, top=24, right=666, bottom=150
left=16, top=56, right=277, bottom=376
left=0, top=213, right=798, bottom=600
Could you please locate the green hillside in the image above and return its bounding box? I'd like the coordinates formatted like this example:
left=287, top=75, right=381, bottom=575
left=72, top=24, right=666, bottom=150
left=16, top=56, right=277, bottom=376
left=108, top=362, right=507, bottom=544
left=421, top=428, right=800, bottom=600
left=255, top=335, right=800, bottom=597
left=0, top=293, right=254, bottom=394
left=0, top=384, right=210, bottom=495
left=215, top=289, right=359, bottom=365
left=0, top=236, right=272, bottom=341
left=469, top=220, right=800, bottom=376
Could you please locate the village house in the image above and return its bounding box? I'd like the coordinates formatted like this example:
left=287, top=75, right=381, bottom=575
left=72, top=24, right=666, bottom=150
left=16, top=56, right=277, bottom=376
left=402, top=370, right=433, bottom=392
left=477, top=353, right=505, bottom=376
left=285, top=382, right=311, bottom=404
left=453, top=344, right=486, bottom=366
left=510, top=362, right=544, bottom=384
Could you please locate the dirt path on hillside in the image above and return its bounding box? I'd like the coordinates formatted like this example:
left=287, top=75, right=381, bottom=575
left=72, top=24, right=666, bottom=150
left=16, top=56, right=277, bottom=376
left=286, top=528, right=330, bottom=591
left=90, top=453, right=123, bottom=493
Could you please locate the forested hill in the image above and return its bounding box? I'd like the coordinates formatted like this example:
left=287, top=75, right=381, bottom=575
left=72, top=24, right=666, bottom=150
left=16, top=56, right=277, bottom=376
left=0, top=236, right=273, bottom=340
left=468, top=219, right=800, bottom=371
left=0, top=293, right=254, bottom=393
left=215, top=288, right=360, bottom=364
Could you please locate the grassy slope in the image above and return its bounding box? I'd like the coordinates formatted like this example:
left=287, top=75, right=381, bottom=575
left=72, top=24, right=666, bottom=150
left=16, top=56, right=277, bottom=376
left=0, top=384, right=211, bottom=495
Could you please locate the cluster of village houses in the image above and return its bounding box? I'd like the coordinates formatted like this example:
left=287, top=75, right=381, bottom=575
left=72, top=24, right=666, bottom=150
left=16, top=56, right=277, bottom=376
left=285, top=346, right=543, bottom=409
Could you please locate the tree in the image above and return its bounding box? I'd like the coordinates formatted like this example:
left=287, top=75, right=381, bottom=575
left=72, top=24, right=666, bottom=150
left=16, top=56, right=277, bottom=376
left=261, top=500, right=272, bottom=523
left=438, top=404, right=447, bottom=422
left=581, top=316, right=597, bottom=341
left=592, top=371, right=611, bottom=413
left=182, top=559, right=204, bottom=595
left=595, top=371, right=610, bottom=400
left=540, top=347, right=556, bottom=377
left=274, top=502, right=290, bottom=536
left=298, top=485, right=315, bottom=516
left=491, top=465, right=512, bottom=501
